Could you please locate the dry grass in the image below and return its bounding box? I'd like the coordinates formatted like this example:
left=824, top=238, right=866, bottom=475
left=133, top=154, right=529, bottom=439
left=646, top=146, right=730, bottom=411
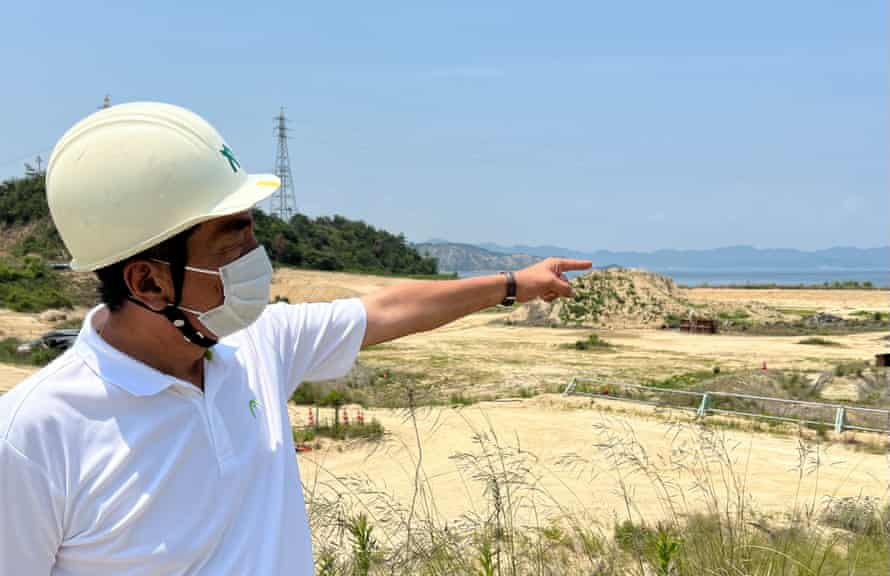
left=299, top=397, right=889, bottom=574
left=296, top=396, right=888, bottom=532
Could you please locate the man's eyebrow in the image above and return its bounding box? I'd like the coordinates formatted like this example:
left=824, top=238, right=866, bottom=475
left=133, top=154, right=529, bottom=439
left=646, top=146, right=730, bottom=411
left=218, top=215, right=254, bottom=234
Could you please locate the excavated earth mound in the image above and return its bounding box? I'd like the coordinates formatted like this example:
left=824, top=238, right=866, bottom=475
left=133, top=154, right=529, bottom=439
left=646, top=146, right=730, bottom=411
left=508, top=268, right=782, bottom=329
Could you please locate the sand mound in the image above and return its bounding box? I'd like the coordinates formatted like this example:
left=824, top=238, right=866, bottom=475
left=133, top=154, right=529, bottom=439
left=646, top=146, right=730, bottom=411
left=508, top=268, right=787, bottom=329
left=510, top=268, right=696, bottom=328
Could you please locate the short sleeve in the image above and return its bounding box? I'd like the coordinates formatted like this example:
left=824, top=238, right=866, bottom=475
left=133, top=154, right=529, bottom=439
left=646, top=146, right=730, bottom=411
left=251, top=299, right=367, bottom=397
left=0, top=438, right=64, bottom=575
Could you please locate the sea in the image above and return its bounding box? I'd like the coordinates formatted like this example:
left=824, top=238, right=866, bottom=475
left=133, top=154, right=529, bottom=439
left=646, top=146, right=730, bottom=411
left=454, top=268, right=890, bottom=288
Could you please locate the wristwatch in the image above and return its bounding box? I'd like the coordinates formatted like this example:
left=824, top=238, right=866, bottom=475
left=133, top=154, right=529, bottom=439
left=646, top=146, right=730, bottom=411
left=499, top=271, right=516, bottom=307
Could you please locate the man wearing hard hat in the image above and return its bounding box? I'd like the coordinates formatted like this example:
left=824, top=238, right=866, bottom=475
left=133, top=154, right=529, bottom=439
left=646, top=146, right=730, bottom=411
left=0, top=102, right=590, bottom=575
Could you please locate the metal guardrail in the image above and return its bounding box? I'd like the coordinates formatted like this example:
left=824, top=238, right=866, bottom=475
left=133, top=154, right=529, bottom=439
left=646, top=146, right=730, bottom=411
left=563, top=377, right=890, bottom=434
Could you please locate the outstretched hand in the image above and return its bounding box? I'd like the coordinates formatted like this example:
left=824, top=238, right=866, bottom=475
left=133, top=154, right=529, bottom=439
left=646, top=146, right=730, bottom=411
left=513, top=258, right=593, bottom=303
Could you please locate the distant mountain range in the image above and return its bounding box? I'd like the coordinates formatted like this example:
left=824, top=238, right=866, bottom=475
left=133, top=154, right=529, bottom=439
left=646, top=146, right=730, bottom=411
left=415, top=242, right=539, bottom=272
left=415, top=242, right=890, bottom=272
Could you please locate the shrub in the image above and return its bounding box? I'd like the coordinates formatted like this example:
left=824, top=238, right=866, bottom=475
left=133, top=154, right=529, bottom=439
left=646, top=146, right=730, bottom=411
left=517, top=386, right=535, bottom=399
left=291, top=381, right=331, bottom=405
left=0, top=337, right=65, bottom=366
left=0, top=257, right=75, bottom=312
left=717, top=309, right=750, bottom=322
left=820, top=496, right=888, bottom=537
left=834, top=360, right=869, bottom=377
left=797, top=337, right=842, bottom=347
left=449, top=392, right=477, bottom=406
left=571, top=334, right=614, bottom=351
left=648, top=370, right=715, bottom=389
left=292, top=418, right=384, bottom=443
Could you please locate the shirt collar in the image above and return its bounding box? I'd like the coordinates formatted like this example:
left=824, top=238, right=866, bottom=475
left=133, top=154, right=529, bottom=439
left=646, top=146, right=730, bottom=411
left=73, top=304, right=238, bottom=397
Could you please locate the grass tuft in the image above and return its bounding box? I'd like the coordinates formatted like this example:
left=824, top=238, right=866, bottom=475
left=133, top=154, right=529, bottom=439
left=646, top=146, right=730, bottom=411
left=797, top=337, right=842, bottom=347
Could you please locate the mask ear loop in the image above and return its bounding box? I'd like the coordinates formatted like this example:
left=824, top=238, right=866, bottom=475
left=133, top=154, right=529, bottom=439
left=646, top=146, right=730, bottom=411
left=162, top=233, right=219, bottom=348
left=126, top=235, right=219, bottom=349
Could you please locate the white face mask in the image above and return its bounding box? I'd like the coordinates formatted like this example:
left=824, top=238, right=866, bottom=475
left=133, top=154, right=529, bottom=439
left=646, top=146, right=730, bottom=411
left=175, top=245, right=274, bottom=339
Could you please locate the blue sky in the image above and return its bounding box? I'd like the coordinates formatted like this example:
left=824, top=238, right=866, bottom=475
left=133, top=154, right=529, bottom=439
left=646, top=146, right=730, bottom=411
left=1, top=2, right=886, bottom=251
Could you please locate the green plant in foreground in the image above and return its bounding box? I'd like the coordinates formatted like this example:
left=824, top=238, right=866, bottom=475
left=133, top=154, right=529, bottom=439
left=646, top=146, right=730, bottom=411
left=474, top=539, right=496, bottom=576
left=347, top=513, right=378, bottom=576
left=651, top=525, right=682, bottom=576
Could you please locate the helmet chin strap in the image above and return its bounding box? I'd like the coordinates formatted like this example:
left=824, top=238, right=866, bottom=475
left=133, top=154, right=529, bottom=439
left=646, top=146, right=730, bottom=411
left=126, top=297, right=218, bottom=348
left=125, top=232, right=218, bottom=349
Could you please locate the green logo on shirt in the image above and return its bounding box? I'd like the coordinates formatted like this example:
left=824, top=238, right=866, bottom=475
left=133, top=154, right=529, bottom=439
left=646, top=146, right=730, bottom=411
left=249, top=399, right=261, bottom=419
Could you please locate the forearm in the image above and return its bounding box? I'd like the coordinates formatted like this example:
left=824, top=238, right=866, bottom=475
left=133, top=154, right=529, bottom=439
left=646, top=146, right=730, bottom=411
left=360, top=275, right=507, bottom=347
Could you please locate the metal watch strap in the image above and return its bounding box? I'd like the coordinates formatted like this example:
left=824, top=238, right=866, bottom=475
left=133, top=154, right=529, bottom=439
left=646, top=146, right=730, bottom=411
left=499, top=271, right=516, bottom=306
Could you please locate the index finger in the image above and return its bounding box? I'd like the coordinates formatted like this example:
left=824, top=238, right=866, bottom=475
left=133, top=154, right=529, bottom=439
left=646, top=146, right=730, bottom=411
left=556, top=259, right=593, bottom=273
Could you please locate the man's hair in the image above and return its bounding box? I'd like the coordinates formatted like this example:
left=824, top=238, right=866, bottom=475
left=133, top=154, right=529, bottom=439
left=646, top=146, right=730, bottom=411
left=95, top=226, right=198, bottom=312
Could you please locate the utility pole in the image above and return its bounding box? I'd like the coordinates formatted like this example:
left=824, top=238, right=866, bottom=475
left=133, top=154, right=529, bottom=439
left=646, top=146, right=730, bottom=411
left=271, top=107, right=297, bottom=220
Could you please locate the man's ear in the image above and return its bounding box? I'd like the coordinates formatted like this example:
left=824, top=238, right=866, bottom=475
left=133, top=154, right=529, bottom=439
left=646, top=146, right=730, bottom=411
left=123, top=260, right=172, bottom=311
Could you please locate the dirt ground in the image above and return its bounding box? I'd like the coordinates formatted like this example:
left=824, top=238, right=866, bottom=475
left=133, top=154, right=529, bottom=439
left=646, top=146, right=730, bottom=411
left=0, top=272, right=887, bottom=395
left=0, top=309, right=67, bottom=341
left=686, top=288, right=890, bottom=316
left=357, top=312, right=888, bottom=401
left=270, top=267, right=419, bottom=303
left=0, top=363, right=35, bottom=393
left=297, top=397, right=889, bottom=526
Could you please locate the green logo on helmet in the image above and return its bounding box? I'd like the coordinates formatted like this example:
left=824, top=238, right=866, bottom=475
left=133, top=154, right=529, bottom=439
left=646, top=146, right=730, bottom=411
left=220, top=144, right=240, bottom=173
left=249, top=399, right=261, bottom=419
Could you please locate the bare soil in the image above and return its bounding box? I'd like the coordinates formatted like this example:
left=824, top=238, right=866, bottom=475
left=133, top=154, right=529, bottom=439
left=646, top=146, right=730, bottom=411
left=687, top=287, right=890, bottom=317
left=297, top=397, right=888, bottom=526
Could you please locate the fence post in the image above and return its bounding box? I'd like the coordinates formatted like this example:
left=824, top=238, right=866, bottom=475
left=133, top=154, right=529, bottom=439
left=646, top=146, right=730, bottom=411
left=696, top=393, right=710, bottom=419
left=563, top=377, right=577, bottom=397
left=834, top=406, right=845, bottom=434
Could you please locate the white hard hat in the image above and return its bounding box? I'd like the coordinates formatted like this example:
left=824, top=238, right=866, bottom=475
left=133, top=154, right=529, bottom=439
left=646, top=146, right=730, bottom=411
left=46, top=102, right=280, bottom=271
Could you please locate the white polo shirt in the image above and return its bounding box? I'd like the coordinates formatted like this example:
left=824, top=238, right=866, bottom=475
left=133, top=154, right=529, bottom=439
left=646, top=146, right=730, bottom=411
left=0, top=299, right=366, bottom=575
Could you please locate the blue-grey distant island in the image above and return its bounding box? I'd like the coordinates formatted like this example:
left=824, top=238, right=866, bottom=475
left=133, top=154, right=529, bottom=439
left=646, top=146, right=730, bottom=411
left=415, top=242, right=890, bottom=287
